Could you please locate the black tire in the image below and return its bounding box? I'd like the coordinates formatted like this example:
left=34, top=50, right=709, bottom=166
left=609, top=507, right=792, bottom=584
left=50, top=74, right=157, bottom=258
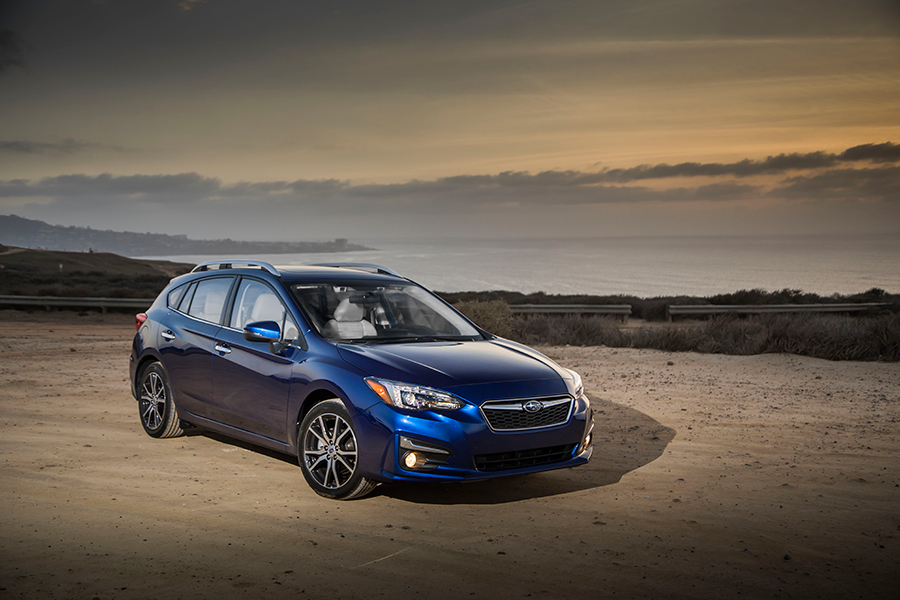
left=298, top=399, right=378, bottom=500
left=138, top=362, right=184, bottom=439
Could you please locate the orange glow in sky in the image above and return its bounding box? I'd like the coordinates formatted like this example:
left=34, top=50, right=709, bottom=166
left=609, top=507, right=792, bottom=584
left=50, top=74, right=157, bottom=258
left=1, top=1, right=898, bottom=239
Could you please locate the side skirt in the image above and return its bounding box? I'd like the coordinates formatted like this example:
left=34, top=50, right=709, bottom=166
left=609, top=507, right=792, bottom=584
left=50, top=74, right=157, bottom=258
left=181, top=411, right=294, bottom=456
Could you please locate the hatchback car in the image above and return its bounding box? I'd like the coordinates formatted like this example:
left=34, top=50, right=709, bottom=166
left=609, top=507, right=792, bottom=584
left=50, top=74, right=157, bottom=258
left=130, top=260, right=593, bottom=499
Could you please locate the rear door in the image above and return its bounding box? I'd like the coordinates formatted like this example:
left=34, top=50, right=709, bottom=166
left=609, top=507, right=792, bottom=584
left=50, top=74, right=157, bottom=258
left=158, top=276, right=234, bottom=420
left=210, top=277, right=299, bottom=442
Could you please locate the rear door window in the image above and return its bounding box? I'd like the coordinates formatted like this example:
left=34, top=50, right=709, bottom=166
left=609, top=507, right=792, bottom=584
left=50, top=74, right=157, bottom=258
left=186, top=277, right=233, bottom=324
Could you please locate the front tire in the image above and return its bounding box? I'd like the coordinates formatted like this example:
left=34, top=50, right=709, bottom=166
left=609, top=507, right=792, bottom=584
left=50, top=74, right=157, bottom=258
left=298, top=399, right=378, bottom=500
left=138, top=362, right=184, bottom=438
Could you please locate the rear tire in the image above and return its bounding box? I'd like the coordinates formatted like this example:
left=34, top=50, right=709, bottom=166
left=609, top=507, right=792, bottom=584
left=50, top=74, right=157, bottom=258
left=138, top=362, right=184, bottom=438
left=298, top=399, right=378, bottom=500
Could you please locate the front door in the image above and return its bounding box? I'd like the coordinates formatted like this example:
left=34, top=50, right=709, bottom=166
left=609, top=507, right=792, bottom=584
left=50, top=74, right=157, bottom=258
left=211, top=278, right=300, bottom=442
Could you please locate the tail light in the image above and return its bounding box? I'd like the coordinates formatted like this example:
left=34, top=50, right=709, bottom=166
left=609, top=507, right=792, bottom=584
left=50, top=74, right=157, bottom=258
left=135, top=313, right=148, bottom=332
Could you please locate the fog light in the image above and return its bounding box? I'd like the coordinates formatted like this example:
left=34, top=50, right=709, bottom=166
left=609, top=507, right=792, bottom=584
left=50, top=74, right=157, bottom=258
left=404, top=452, right=419, bottom=469
left=584, top=433, right=592, bottom=447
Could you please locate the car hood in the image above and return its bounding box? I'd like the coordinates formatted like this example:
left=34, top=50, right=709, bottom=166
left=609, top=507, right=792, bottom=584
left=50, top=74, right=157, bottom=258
left=337, top=339, right=568, bottom=397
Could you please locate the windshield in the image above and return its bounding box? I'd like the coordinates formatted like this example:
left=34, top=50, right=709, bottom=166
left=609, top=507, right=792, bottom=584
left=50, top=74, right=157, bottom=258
left=290, top=281, right=482, bottom=343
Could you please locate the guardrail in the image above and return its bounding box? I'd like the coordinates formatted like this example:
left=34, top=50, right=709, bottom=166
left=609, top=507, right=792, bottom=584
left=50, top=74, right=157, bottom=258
left=509, top=304, right=632, bottom=322
left=1, top=296, right=886, bottom=322
left=0, top=295, right=154, bottom=312
left=667, top=303, right=887, bottom=321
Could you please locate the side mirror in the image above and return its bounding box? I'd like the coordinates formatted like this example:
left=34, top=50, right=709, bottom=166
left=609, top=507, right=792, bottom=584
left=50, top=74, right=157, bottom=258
left=243, top=320, right=285, bottom=353
left=243, top=320, right=281, bottom=343
left=243, top=321, right=308, bottom=353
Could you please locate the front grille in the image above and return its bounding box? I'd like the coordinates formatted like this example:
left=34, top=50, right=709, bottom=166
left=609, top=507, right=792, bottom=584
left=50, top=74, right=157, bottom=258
left=480, top=396, right=573, bottom=431
left=474, top=444, right=577, bottom=472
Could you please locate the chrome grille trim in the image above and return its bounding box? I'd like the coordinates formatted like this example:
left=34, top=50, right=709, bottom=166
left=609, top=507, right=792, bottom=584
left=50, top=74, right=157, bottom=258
left=479, top=395, right=574, bottom=431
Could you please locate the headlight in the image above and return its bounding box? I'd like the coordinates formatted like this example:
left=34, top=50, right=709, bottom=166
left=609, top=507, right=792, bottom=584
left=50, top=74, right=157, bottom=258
left=365, top=378, right=464, bottom=411
left=565, top=368, right=584, bottom=398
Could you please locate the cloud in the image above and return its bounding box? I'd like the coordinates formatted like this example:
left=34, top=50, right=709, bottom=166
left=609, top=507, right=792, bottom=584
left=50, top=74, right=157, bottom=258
left=838, top=142, right=900, bottom=163
left=0, top=179, right=38, bottom=198
left=600, top=153, right=834, bottom=182
left=337, top=143, right=900, bottom=196
left=33, top=173, right=223, bottom=202
left=776, top=166, right=900, bottom=202
left=1, top=143, right=897, bottom=214
left=599, top=142, right=900, bottom=183
left=2, top=144, right=898, bottom=241
left=0, top=138, right=122, bottom=155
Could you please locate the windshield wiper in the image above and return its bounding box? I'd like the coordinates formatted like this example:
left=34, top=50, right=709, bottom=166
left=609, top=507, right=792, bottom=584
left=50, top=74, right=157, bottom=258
left=375, top=336, right=436, bottom=344
left=338, top=335, right=479, bottom=345
left=375, top=335, right=476, bottom=344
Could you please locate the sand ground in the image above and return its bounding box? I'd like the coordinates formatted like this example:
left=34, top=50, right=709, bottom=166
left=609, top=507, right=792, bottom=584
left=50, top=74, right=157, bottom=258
left=1, top=311, right=898, bottom=599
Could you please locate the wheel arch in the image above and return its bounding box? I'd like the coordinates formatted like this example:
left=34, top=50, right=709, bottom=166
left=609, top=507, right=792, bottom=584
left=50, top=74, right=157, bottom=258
left=292, top=387, right=344, bottom=447
left=133, top=352, right=164, bottom=400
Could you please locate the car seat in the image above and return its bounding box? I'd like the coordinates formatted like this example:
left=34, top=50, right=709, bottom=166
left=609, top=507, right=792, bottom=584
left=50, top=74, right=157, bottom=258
left=323, top=298, right=377, bottom=339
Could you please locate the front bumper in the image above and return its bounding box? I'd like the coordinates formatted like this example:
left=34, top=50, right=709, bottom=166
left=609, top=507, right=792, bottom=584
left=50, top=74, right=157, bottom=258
left=355, top=394, right=593, bottom=483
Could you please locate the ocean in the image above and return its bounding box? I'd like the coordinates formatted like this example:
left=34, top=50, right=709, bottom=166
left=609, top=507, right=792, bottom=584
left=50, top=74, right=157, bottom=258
left=138, top=233, right=900, bottom=298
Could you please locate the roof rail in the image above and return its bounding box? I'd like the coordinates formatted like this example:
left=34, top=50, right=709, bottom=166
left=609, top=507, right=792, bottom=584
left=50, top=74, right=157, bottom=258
left=190, top=259, right=280, bottom=276
left=310, top=262, right=402, bottom=278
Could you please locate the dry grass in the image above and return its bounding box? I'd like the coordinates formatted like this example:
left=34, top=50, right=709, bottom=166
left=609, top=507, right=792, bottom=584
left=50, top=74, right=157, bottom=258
left=442, top=287, right=898, bottom=321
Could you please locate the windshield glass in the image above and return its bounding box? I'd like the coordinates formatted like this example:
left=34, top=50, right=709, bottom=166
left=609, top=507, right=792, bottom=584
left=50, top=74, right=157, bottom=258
left=290, top=281, right=482, bottom=343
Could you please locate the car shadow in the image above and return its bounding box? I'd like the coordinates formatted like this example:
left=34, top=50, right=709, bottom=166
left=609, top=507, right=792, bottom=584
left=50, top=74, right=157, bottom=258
left=375, top=396, right=675, bottom=505
left=191, top=429, right=298, bottom=465
left=188, top=396, right=674, bottom=505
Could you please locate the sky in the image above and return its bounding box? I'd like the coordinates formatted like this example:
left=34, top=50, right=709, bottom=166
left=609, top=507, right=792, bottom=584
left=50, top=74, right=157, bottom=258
left=1, top=0, right=899, bottom=242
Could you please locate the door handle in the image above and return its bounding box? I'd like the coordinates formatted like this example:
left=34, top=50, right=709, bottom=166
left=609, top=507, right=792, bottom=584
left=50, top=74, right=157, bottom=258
left=161, top=330, right=175, bottom=341
left=215, top=343, right=231, bottom=355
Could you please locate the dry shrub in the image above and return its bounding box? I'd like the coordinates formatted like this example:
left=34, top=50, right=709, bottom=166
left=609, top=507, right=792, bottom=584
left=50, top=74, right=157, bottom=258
left=630, top=326, right=701, bottom=352
left=453, top=300, right=515, bottom=338
left=762, top=313, right=900, bottom=361
left=631, top=315, right=900, bottom=361
left=513, top=315, right=628, bottom=347
left=694, top=317, right=769, bottom=355
left=453, top=307, right=900, bottom=361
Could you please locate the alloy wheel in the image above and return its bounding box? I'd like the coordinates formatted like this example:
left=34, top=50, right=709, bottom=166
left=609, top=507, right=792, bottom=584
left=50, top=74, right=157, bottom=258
left=140, top=371, right=166, bottom=431
left=302, top=413, right=358, bottom=489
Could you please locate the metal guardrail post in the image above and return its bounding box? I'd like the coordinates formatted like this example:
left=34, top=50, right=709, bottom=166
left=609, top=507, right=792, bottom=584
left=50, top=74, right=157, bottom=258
left=509, top=304, right=632, bottom=322
left=666, top=303, right=888, bottom=319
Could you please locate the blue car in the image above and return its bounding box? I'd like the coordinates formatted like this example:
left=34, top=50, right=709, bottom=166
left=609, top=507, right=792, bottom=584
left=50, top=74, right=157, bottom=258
left=130, top=260, right=593, bottom=499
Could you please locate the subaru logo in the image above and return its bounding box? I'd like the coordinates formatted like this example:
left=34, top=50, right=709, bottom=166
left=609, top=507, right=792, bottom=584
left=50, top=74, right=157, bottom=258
left=523, top=400, right=543, bottom=413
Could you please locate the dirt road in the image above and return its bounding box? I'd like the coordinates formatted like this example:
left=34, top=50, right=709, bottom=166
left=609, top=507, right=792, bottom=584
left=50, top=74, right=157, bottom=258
left=1, top=312, right=897, bottom=599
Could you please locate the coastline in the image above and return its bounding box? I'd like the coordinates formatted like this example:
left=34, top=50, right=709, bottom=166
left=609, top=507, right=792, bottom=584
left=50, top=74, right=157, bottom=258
left=133, top=233, right=900, bottom=297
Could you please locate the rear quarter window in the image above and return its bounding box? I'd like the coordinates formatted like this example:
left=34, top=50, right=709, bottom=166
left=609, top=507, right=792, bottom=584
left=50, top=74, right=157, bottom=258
left=175, top=282, right=197, bottom=312
left=166, top=283, right=188, bottom=309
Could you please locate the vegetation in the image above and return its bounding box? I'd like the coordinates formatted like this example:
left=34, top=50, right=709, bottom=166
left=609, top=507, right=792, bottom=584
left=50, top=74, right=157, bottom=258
left=440, top=287, right=899, bottom=321
left=0, top=244, right=191, bottom=298
left=3, top=244, right=897, bottom=360
left=452, top=300, right=900, bottom=361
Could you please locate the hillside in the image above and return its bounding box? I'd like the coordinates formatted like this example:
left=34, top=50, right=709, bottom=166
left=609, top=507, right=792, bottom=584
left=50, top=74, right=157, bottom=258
left=0, top=244, right=192, bottom=298
left=0, top=214, right=371, bottom=256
